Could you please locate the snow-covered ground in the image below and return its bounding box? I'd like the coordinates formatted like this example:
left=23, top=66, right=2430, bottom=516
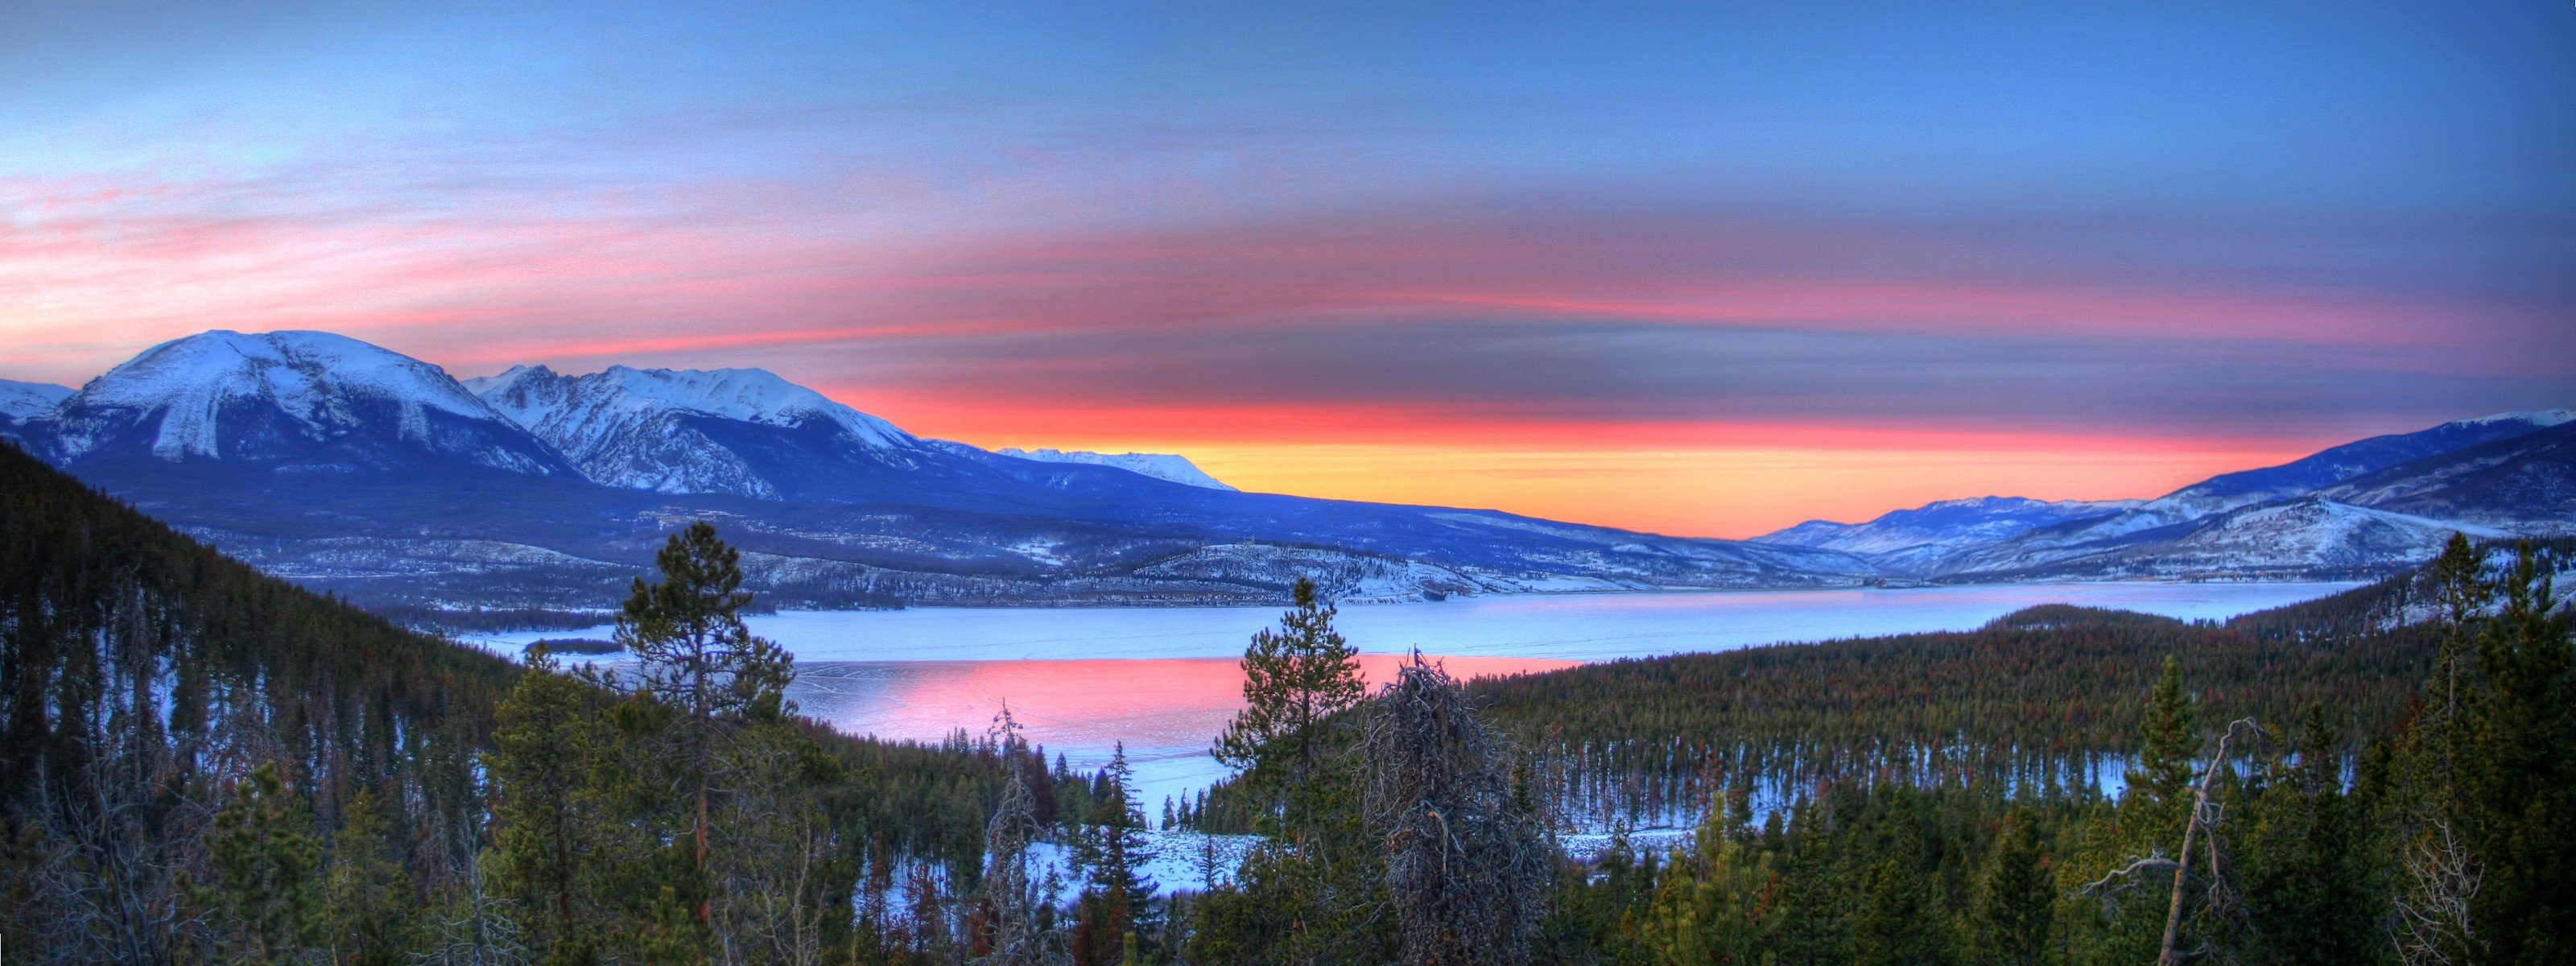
left=1027, top=831, right=1261, bottom=898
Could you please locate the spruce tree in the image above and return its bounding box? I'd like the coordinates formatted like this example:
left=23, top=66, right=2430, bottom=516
left=1074, top=742, right=1158, bottom=966
left=2235, top=704, right=2377, bottom=966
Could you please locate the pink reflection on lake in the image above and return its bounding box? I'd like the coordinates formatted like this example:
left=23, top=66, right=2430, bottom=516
left=793, top=654, right=1575, bottom=748
left=787, top=654, right=1575, bottom=808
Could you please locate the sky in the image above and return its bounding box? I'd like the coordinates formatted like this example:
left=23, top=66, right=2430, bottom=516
left=2, top=1, right=2570, bottom=538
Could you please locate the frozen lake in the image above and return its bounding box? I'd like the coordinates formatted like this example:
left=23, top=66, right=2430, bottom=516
left=477, top=581, right=2357, bottom=811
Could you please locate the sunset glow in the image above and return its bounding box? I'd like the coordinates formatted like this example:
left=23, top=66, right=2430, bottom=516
left=4, top=2, right=2569, bottom=537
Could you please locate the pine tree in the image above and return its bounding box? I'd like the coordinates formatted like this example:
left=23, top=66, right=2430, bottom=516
left=1195, top=577, right=1388, bottom=965
left=191, top=762, right=324, bottom=964
left=2424, top=532, right=2493, bottom=808
left=616, top=521, right=795, bottom=927
left=2235, top=704, right=2379, bottom=966
left=2458, top=543, right=2576, bottom=963
left=2390, top=535, right=2497, bottom=966
left=489, top=647, right=611, bottom=958
left=2126, top=655, right=2199, bottom=844
left=1213, top=576, right=1367, bottom=832
left=1967, top=807, right=2053, bottom=966
left=323, top=786, right=419, bottom=966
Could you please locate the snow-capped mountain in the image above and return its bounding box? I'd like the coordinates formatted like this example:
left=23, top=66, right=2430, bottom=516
left=998, top=448, right=1236, bottom=491
left=27, top=331, right=572, bottom=477
left=465, top=364, right=928, bottom=499
left=0, top=329, right=1885, bottom=609
left=1755, top=496, right=2139, bottom=571
left=0, top=379, right=72, bottom=421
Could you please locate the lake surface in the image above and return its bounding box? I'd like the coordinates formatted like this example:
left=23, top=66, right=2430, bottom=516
left=477, top=581, right=2357, bottom=811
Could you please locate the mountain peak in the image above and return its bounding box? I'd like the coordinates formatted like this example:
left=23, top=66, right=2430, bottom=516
left=1753, top=494, right=2139, bottom=563
left=31, top=329, right=568, bottom=475
left=2456, top=407, right=2574, bottom=429
left=997, top=448, right=1236, bottom=490
left=0, top=379, right=75, bottom=421
left=56, top=330, right=506, bottom=460
left=475, top=364, right=914, bottom=451
left=2146, top=407, right=2576, bottom=517
left=465, top=362, right=927, bottom=498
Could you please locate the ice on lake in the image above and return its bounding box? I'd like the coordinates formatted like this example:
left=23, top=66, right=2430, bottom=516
left=476, top=581, right=2359, bottom=811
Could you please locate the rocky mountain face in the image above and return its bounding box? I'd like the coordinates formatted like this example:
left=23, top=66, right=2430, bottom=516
left=4, top=330, right=1878, bottom=609
left=464, top=364, right=931, bottom=500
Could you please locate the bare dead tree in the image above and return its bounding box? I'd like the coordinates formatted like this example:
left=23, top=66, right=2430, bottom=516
left=1364, top=654, right=1552, bottom=966
left=971, top=712, right=1067, bottom=966
left=2078, top=717, right=2262, bottom=966
left=2392, top=818, right=2480, bottom=966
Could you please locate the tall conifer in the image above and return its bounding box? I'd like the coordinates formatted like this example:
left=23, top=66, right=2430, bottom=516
left=616, top=521, right=795, bottom=927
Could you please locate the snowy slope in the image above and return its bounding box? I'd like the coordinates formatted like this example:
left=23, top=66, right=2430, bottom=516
left=468, top=364, right=914, bottom=449
left=2145, top=409, right=2574, bottom=518
left=1925, top=409, right=2576, bottom=579
left=1943, top=498, right=2512, bottom=581
left=1755, top=495, right=2138, bottom=571
left=998, top=448, right=1236, bottom=490
left=0, top=379, right=72, bottom=421
left=2319, top=422, right=2576, bottom=536
left=466, top=364, right=927, bottom=497
left=32, top=331, right=569, bottom=475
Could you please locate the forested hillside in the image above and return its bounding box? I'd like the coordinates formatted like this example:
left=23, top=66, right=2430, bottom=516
left=1464, top=602, right=2436, bottom=828
left=0, top=441, right=1094, bottom=964
left=1174, top=538, right=2573, bottom=965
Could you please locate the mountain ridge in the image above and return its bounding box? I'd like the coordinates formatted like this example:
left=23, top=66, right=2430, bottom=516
left=3, top=329, right=1880, bottom=609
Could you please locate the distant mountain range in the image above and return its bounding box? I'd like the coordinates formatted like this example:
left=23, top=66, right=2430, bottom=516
left=1753, top=410, right=2574, bottom=580
left=2, top=330, right=2566, bottom=611
left=0, top=330, right=1876, bottom=609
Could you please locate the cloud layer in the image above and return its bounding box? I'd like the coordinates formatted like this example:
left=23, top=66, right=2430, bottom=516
left=2, top=2, right=2570, bottom=535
